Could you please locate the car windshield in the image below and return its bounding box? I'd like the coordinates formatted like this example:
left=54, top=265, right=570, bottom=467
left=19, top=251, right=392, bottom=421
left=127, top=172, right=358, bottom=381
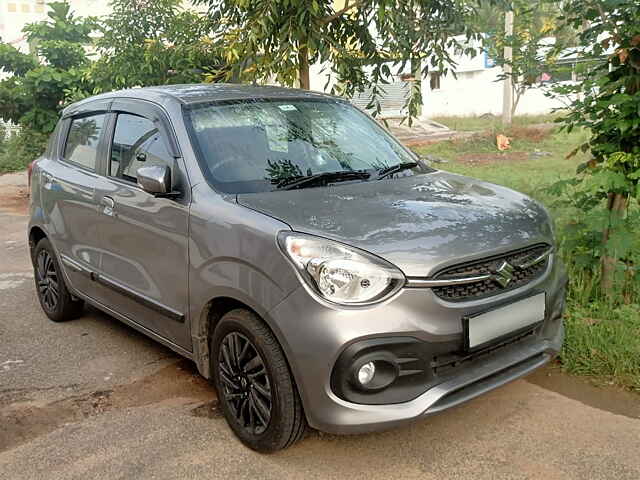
left=185, top=98, right=426, bottom=194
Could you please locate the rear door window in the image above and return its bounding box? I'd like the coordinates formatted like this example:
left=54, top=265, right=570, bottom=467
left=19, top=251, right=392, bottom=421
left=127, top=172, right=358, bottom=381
left=63, top=114, right=106, bottom=171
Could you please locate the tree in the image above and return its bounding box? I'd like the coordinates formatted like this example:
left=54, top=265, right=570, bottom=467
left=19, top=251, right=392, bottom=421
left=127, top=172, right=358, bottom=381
left=197, top=0, right=479, bottom=119
left=0, top=1, right=96, bottom=133
left=482, top=0, right=571, bottom=118
left=551, top=0, right=640, bottom=295
left=91, top=0, right=225, bottom=90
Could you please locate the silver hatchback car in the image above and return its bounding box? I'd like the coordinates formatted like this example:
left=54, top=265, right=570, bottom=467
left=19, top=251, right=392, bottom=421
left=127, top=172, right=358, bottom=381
left=29, top=84, right=566, bottom=452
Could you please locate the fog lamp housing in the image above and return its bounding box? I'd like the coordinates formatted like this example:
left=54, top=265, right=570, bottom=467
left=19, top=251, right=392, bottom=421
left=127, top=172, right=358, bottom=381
left=351, top=356, right=399, bottom=392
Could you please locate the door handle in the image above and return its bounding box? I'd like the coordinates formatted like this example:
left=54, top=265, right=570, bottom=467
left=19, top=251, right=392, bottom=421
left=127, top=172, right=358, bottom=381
left=100, top=196, right=116, bottom=217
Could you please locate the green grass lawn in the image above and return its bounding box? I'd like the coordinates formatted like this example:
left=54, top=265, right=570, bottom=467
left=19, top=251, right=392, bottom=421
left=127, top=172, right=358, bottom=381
left=414, top=126, right=640, bottom=392
left=428, top=112, right=565, bottom=132
left=416, top=127, right=590, bottom=210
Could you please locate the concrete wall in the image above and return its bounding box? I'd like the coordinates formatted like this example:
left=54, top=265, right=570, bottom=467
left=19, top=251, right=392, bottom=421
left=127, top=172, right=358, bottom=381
left=421, top=68, right=564, bottom=118
left=417, top=35, right=567, bottom=118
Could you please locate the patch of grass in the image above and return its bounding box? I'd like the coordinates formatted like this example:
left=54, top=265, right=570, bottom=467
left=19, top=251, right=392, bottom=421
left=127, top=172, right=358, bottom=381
left=415, top=125, right=640, bottom=392
left=429, top=112, right=565, bottom=132
left=563, top=303, right=640, bottom=391
left=415, top=128, right=590, bottom=203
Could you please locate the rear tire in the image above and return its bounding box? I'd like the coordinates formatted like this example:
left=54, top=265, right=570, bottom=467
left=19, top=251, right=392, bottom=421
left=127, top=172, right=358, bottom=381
left=210, top=309, right=306, bottom=452
left=33, top=238, right=84, bottom=322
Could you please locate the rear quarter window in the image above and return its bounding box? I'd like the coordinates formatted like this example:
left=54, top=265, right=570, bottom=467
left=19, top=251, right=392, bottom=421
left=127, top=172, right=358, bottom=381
left=45, top=121, right=62, bottom=158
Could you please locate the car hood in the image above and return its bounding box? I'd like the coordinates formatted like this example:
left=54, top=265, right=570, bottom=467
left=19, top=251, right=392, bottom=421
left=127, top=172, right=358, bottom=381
left=236, top=171, right=554, bottom=277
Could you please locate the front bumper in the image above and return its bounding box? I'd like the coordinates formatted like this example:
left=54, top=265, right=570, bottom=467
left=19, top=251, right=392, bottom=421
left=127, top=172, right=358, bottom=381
left=266, top=255, right=567, bottom=434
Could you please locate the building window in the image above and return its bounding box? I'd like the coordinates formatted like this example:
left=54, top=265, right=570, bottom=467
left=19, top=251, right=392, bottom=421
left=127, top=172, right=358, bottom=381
left=21, top=3, right=30, bottom=13
left=7, top=3, right=17, bottom=12
left=430, top=72, right=441, bottom=90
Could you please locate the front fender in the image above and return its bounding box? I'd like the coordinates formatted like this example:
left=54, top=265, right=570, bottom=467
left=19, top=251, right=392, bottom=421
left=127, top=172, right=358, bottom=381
left=187, top=184, right=300, bottom=378
left=188, top=257, right=299, bottom=379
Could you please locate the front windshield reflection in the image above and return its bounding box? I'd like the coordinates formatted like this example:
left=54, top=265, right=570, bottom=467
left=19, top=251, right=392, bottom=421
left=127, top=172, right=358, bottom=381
left=186, top=99, right=423, bottom=193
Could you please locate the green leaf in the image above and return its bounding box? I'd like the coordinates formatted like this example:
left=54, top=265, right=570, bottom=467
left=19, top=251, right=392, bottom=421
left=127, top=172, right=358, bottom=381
left=606, top=229, right=635, bottom=258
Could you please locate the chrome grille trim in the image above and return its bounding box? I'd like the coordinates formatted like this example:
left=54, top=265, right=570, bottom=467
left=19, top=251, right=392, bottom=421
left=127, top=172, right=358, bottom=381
left=405, top=245, right=553, bottom=298
left=406, top=275, right=493, bottom=288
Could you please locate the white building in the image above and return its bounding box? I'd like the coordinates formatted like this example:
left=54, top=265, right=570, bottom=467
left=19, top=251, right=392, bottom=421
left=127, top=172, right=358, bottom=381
left=0, top=0, right=110, bottom=52
left=420, top=38, right=572, bottom=118
left=309, top=36, right=581, bottom=120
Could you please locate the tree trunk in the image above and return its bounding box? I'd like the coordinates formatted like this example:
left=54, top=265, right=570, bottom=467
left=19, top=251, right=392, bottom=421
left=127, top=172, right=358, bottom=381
left=298, top=46, right=310, bottom=90
left=601, top=192, right=628, bottom=292
left=501, top=10, right=514, bottom=126
left=511, top=86, right=522, bottom=117
left=410, top=56, right=422, bottom=117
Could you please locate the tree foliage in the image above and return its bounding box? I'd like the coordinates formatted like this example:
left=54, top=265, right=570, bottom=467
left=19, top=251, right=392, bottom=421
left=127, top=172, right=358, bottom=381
left=197, top=0, right=479, bottom=119
left=92, top=0, right=225, bottom=90
left=482, top=0, right=571, bottom=116
left=0, top=1, right=96, bottom=133
left=550, top=0, right=640, bottom=295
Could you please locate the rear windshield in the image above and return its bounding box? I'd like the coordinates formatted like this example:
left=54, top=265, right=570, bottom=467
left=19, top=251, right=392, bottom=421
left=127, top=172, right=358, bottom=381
left=185, top=99, right=421, bottom=194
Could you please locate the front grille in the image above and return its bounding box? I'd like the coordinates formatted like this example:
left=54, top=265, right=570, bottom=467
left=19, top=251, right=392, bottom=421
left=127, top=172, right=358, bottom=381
left=432, top=244, right=550, bottom=301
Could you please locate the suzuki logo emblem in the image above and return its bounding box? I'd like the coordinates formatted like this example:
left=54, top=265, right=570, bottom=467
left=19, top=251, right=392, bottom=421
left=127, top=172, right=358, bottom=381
left=492, top=261, right=515, bottom=288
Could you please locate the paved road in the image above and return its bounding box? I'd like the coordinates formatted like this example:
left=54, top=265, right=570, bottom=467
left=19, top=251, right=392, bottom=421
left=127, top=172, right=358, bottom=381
left=1, top=172, right=639, bottom=479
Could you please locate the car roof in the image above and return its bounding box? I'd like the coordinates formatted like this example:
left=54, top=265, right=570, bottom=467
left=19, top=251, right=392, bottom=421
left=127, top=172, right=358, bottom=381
left=63, top=83, right=341, bottom=114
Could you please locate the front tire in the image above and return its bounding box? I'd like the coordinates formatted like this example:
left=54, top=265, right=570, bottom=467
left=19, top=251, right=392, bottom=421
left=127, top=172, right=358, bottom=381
left=211, top=309, right=306, bottom=452
left=33, top=238, right=84, bottom=322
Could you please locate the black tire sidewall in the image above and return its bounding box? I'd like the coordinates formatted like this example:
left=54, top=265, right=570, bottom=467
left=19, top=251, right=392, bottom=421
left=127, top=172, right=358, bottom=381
left=211, top=312, right=294, bottom=452
left=33, top=238, right=80, bottom=322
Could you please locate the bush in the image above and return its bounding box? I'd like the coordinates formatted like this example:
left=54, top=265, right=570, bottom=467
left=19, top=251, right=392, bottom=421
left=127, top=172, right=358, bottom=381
left=0, top=128, right=49, bottom=174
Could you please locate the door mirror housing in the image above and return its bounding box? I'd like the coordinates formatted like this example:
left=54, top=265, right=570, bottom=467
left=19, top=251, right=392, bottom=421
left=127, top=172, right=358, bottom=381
left=137, top=165, right=180, bottom=198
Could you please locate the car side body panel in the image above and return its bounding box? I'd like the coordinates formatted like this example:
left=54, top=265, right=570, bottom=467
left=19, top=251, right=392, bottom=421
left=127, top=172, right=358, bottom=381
left=187, top=183, right=300, bottom=377
left=90, top=102, right=193, bottom=349
left=36, top=153, right=109, bottom=302
left=92, top=176, right=192, bottom=348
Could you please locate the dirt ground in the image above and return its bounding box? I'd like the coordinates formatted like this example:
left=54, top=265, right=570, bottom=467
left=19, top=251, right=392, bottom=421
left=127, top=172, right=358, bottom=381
left=1, top=171, right=639, bottom=480
left=0, top=171, right=29, bottom=215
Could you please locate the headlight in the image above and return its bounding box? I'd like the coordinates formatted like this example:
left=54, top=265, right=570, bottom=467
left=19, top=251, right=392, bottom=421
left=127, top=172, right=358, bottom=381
left=278, top=232, right=405, bottom=305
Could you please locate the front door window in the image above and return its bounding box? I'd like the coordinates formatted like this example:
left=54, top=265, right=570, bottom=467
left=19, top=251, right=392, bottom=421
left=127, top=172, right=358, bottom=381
left=110, top=113, right=174, bottom=183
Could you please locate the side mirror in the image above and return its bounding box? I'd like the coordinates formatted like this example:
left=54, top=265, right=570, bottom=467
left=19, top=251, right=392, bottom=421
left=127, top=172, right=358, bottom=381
left=137, top=165, right=180, bottom=198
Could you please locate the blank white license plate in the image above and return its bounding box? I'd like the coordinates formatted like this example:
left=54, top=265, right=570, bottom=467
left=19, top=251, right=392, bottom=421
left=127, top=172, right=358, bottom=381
left=463, top=293, right=546, bottom=351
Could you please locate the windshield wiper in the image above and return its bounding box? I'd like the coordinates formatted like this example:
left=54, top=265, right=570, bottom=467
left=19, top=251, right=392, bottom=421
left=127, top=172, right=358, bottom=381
left=275, top=170, right=370, bottom=190
left=376, top=161, right=419, bottom=180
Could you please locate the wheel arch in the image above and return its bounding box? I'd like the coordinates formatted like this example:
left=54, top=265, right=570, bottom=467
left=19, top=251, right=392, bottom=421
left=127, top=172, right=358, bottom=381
left=192, top=291, right=311, bottom=434
left=28, top=225, right=48, bottom=262
left=191, top=291, right=299, bottom=388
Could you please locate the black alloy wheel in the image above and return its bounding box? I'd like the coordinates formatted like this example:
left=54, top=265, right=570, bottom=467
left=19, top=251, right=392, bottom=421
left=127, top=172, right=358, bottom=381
left=36, top=249, right=59, bottom=312
left=211, top=309, right=306, bottom=452
left=32, top=237, right=84, bottom=322
left=218, top=331, right=273, bottom=435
